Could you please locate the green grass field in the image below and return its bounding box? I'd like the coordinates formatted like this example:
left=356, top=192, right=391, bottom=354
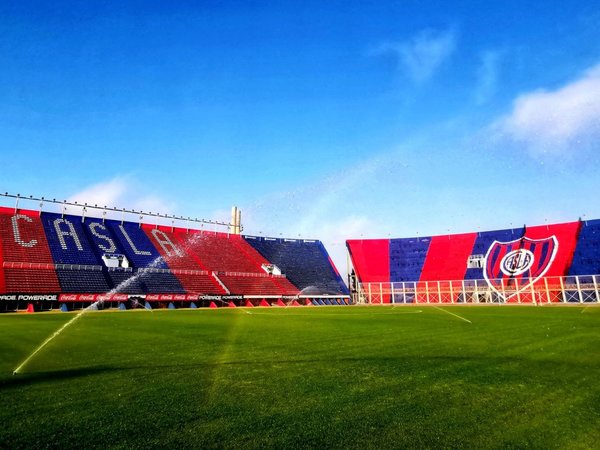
left=1, top=305, right=599, bottom=449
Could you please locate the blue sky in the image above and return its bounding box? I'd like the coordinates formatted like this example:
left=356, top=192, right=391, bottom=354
left=2, top=1, right=600, bottom=272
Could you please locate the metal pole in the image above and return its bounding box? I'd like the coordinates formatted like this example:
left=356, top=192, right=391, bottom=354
left=576, top=276, right=584, bottom=303
left=559, top=276, right=567, bottom=303
left=593, top=275, right=600, bottom=303
left=544, top=277, right=551, bottom=304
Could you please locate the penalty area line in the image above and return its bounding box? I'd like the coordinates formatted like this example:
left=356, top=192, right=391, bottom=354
left=432, top=306, right=472, bottom=324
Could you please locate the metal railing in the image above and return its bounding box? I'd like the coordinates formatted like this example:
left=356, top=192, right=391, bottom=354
left=356, top=275, right=600, bottom=304
left=0, top=191, right=233, bottom=230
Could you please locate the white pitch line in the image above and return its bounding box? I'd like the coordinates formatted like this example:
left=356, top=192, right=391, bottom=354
left=432, top=306, right=472, bottom=324
left=237, top=310, right=423, bottom=317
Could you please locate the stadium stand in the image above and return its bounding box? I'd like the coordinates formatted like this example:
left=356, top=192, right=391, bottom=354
left=389, top=237, right=429, bottom=283
left=347, top=219, right=598, bottom=305
left=173, top=230, right=299, bottom=295
left=141, top=225, right=226, bottom=294
left=464, top=227, right=525, bottom=280
left=0, top=203, right=347, bottom=310
left=244, top=236, right=349, bottom=295
left=569, top=219, right=600, bottom=275
left=0, top=208, right=61, bottom=293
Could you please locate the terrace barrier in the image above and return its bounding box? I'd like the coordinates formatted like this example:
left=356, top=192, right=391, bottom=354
left=356, top=275, right=600, bottom=304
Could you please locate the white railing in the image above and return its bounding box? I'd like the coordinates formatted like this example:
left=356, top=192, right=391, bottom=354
left=356, top=275, right=600, bottom=305
left=215, top=271, right=287, bottom=278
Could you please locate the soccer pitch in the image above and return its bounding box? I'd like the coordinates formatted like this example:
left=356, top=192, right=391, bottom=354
left=1, top=306, right=599, bottom=449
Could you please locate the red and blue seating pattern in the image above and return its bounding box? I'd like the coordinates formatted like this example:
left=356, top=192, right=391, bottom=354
left=244, top=236, right=349, bottom=295
left=347, top=220, right=598, bottom=303
left=0, top=206, right=345, bottom=300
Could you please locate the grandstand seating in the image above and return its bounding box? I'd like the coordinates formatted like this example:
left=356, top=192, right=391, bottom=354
left=136, top=270, right=188, bottom=294
left=3, top=266, right=60, bottom=293
left=569, top=219, right=600, bottom=275
left=218, top=274, right=297, bottom=296
left=140, top=225, right=227, bottom=294
left=106, top=268, right=145, bottom=294
left=349, top=221, right=587, bottom=285
left=170, top=230, right=299, bottom=295
left=0, top=208, right=61, bottom=293
left=0, top=205, right=347, bottom=302
left=106, top=220, right=168, bottom=268
left=55, top=267, right=111, bottom=293
left=244, top=236, right=348, bottom=295
left=389, top=237, right=429, bottom=282
left=42, top=212, right=104, bottom=266
left=464, top=227, right=524, bottom=279
left=348, top=219, right=598, bottom=304
left=179, top=231, right=261, bottom=273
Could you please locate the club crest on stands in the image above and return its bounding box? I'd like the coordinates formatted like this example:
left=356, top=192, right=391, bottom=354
left=483, top=236, right=558, bottom=301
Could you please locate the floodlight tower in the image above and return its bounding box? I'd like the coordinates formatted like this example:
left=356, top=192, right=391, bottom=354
left=230, top=206, right=242, bottom=235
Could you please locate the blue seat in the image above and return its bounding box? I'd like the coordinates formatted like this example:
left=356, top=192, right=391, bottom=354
left=244, top=236, right=349, bottom=296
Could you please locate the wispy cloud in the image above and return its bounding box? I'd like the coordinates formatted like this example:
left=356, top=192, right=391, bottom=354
left=493, top=62, right=600, bottom=155
left=373, top=27, right=458, bottom=83
left=474, top=50, right=503, bottom=105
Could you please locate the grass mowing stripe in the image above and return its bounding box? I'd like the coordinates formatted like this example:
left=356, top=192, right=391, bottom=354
left=1, top=306, right=599, bottom=449
left=432, top=305, right=472, bottom=324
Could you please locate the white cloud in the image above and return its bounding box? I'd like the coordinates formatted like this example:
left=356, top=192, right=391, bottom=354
left=374, top=28, right=457, bottom=83
left=66, top=176, right=175, bottom=220
left=474, top=50, right=502, bottom=105
left=495, top=63, right=600, bottom=154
